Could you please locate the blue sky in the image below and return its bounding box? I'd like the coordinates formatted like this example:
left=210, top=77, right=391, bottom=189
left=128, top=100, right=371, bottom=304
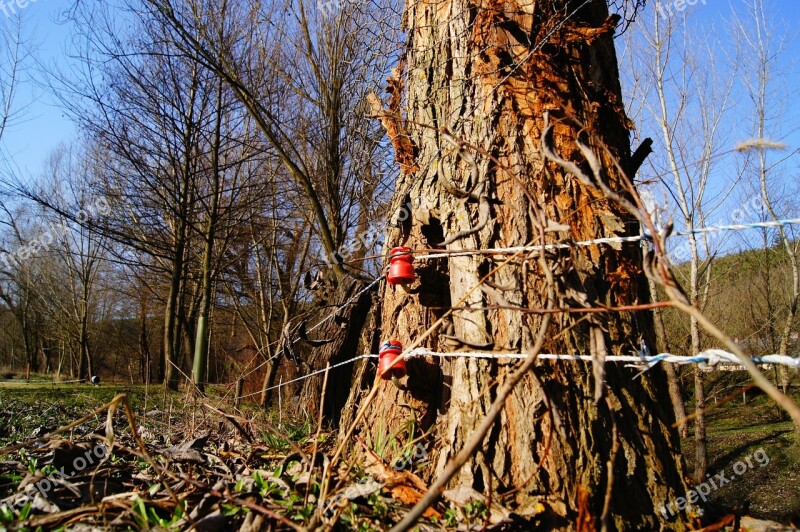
left=0, top=0, right=74, bottom=178
left=619, top=0, right=800, bottom=254
left=658, top=0, right=800, bottom=156
left=1, top=0, right=799, bottom=189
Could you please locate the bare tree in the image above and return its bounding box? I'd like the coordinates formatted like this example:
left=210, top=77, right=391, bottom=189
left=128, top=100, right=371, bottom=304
left=0, top=16, right=23, bottom=148
left=190, top=79, right=225, bottom=391
left=0, top=200, right=50, bottom=375
left=0, top=262, right=43, bottom=374
left=624, top=6, right=739, bottom=482
left=40, top=146, right=110, bottom=380
left=140, top=0, right=398, bottom=405
left=143, top=0, right=399, bottom=272
left=732, top=0, right=800, bottom=394
left=190, top=81, right=270, bottom=391
left=49, top=2, right=232, bottom=388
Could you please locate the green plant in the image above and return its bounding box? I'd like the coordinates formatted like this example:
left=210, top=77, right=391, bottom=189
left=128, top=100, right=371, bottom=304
left=464, top=500, right=487, bottom=521
left=261, top=431, right=291, bottom=452
left=261, top=417, right=313, bottom=452
left=252, top=471, right=282, bottom=498
left=18, top=450, right=38, bottom=475
left=294, top=502, right=315, bottom=521
left=339, top=501, right=366, bottom=530
left=274, top=490, right=308, bottom=522
left=367, top=493, right=389, bottom=519
left=1, top=471, right=22, bottom=486
left=0, top=503, right=15, bottom=523
left=285, top=419, right=311, bottom=442
left=365, top=412, right=423, bottom=471
left=221, top=503, right=245, bottom=517
left=131, top=496, right=184, bottom=529
left=365, top=419, right=391, bottom=458
left=0, top=500, right=31, bottom=524
left=442, top=507, right=458, bottom=527
left=19, top=502, right=31, bottom=521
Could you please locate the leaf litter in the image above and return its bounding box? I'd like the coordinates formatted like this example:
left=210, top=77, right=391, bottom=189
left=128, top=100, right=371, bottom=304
left=0, top=388, right=501, bottom=531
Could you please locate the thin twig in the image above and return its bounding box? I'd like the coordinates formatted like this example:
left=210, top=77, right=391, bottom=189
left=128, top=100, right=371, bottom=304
left=671, top=300, right=800, bottom=427
left=307, top=364, right=330, bottom=508
left=600, top=418, right=619, bottom=532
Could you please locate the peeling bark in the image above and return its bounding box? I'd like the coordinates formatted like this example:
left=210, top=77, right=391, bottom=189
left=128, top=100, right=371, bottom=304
left=343, top=0, right=688, bottom=529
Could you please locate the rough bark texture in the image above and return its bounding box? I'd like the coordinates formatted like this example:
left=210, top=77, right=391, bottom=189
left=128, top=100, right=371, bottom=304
left=298, top=279, right=378, bottom=423
left=341, top=0, right=689, bottom=529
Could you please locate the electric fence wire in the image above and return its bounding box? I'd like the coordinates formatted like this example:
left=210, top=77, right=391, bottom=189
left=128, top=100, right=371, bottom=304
left=236, top=348, right=800, bottom=400
left=230, top=216, right=800, bottom=395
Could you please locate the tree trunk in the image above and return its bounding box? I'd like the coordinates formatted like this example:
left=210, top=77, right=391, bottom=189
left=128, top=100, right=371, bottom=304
left=298, top=279, right=377, bottom=423
left=40, top=338, right=53, bottom=374
left=164, top=64, right=199, bottom=391
left=192, top=230, right=216, bottom=391
left=693, top=369, right=707, bottom=483
left=163, top=249, right=184, bottom=389
left=650, top=278, right=688, bottom=438
left=689, top=242, right=707, bottom=483
left=260, top=356, right=281, bottom=407
left=78, top=312, right=93, bottom=380
left=20, top=303, right=38, bottom=373
left=139, top=299, right=152, bottom=384
left=665, top=362, right=688, bottom=438
left=342, top=0, right=688, bottom=528
left=192, top=79, right=224, bottom=393
left=182, top=311, right=195, bottom=373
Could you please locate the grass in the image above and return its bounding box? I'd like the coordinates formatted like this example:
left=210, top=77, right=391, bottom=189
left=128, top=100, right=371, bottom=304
left=0, top=381, right=270, bottom=444
left=0, top=381, right=799, bottom=528
left=0, top=383, right=184, bottom=446
left=682, top=387, right=800, bottom=524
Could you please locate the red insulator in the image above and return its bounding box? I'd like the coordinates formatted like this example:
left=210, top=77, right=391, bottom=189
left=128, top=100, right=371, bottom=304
left=378, top=339, right=406, bottom=379
left=387, top=247, right=415, bottom=285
